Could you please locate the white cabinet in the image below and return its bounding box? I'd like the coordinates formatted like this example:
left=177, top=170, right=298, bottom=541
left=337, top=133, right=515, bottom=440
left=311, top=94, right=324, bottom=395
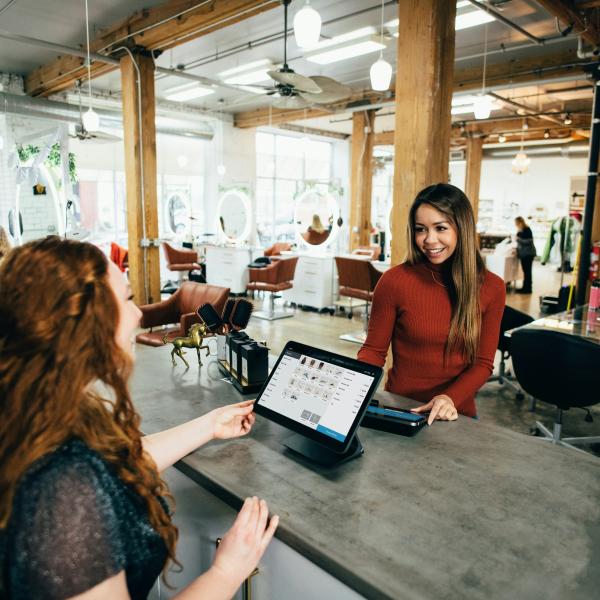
left=283, top=254, right=334, bottom=310
left=149, top=467, right=364, bottom=600
left=205, top=246, right=253, bottom=294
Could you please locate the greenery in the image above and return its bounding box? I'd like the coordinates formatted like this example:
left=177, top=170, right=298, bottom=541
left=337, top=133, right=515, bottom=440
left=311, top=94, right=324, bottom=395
left=293, top=179, right=344, bottom=200
left=17, top=143, right=77, bottom=183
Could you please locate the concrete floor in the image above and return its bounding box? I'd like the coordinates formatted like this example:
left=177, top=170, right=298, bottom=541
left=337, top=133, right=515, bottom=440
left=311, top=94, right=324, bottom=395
left=244, top=260, right=600, bottom=458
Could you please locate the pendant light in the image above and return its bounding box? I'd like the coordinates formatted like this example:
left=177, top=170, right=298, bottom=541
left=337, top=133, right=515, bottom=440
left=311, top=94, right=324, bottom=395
left=82, top=0, right=99, bottom=132
left=512, top=119, right=530, bottom=174
left=474, top=23, right=492, bottom=120
left=370, top=0, right=392, bottom=91
left=293, top=0, right=321, bottom=49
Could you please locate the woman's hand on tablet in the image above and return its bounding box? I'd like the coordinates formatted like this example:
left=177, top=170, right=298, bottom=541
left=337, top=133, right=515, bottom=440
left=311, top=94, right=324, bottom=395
left=211, top=400, right=256, bottom=440
left=410, top=395, right=458, bottom=425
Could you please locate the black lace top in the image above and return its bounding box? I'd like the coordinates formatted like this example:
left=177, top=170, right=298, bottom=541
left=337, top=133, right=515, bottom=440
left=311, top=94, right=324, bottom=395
left=1, top=439, right=167, bottom=599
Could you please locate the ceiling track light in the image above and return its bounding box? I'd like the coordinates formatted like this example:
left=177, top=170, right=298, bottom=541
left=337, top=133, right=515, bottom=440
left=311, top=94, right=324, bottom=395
left=564, top=113, right=573, bottom=125
left=544, top=129, right=550, bottom=139
left=370, top=0, right=392, bottom=91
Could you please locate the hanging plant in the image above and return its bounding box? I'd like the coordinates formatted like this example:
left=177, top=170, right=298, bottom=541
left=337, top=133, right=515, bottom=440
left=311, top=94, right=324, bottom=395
left=16, top=143, right=78, bottom=183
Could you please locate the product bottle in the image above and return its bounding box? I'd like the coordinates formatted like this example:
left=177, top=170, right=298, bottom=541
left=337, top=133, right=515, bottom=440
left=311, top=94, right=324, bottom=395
left=590, top=279, right=600, bottom=311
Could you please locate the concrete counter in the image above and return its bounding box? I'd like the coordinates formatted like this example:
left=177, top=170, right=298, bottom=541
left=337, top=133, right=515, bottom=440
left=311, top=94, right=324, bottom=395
left=131, top=344, right=600, bottom=600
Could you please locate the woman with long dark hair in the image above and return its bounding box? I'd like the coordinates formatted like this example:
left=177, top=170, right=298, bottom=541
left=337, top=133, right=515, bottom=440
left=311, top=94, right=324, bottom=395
left=358, top=183, right=505, bottom=423
left=0, top=237, right=278, bottom=599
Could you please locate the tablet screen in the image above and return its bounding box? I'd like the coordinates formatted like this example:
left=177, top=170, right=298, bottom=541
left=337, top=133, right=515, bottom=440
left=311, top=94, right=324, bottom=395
left=256, top=344, right=378, bottom=444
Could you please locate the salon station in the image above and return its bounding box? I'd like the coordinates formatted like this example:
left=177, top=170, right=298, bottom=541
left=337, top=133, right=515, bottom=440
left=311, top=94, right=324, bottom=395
left=1, top=0, right=600, bottom=599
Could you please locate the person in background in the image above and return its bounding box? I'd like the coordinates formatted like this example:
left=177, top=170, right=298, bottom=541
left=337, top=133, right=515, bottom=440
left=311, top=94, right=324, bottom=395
left=514, top=216, right=536, bottom=294
left=0, top=237, right=278, bottom=600
left=0, top=226, right=11, bottom=262
left=358, top=183, right=505, bottom=424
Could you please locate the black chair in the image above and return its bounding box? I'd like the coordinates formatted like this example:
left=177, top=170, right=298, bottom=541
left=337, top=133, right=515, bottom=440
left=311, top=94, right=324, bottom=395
left=488, top=306, right=534, bottom=398
left=510, top=328, right=600, bottom=452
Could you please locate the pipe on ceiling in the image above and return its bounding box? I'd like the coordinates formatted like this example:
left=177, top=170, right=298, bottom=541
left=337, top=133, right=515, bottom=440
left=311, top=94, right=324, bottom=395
left=0, top=92, right=214, bottom=140
left=465, top=0, right=546, bottom=45
left=484, top=143, right=588, bottom=158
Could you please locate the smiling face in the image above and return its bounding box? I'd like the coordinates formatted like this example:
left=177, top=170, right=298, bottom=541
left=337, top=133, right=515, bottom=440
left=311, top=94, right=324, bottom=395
left=414, top=204, right=458, bottom=265
left=107, top=261, right=142, bottom=356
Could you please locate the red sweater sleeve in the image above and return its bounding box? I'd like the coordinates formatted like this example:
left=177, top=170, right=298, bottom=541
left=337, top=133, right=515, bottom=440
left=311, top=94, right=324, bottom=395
left=357, top=270, right=398, bottom=367
left=443, top=274, right=505, bottom=410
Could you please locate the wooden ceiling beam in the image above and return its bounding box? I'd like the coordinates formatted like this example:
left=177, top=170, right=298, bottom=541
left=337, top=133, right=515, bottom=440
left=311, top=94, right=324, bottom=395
left=233, top=90, right=389, bottom=128
left=456, top=113, right=590, bottom=134
left=278, top=123, right=349, bottom=140
left=235, top=49, right=589, bottom=128
left=25, top=0, right=279, bottom=97
left=373, top=131, right=394, bottom=146
left=535, top=0, right=600, bottom=47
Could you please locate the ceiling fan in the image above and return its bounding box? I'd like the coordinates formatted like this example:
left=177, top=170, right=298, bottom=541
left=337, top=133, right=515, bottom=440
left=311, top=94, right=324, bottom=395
left=265, top=0, right=352, bottom=110
left=69, top=82, right=122, bottom=143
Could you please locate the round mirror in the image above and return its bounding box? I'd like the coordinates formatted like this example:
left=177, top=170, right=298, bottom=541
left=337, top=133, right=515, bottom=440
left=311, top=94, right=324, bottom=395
left=217, top=189, right=251, bottom=243
left=165, top=191, right=190, bottom=235
left=294, top=188, right=338, bottom=248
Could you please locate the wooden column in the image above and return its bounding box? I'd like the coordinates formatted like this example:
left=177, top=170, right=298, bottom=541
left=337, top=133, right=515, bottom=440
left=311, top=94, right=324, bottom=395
left=120, top=52, right=160, bottom=305
left=465, top=135, right=484, bottom=221
left=391, top=0, right=457, bottom=264
left=350, top=110, right=375, bottom=250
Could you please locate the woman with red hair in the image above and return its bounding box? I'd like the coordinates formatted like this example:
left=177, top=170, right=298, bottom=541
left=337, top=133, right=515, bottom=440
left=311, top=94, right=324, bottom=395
left=0, top=237, right=278, bottom=599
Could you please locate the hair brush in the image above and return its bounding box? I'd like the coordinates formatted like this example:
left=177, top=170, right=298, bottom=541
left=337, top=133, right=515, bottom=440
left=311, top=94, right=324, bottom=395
left=221, top=298, right=236, bottom=325
left=196, top=303, right=223, bottom=333
left=229, top=298, right=254, bottom=330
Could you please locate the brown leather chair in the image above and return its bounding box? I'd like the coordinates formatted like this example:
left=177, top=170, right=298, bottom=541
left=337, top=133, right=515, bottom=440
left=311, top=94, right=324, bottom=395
left=301, top=229, right=329, bottom=246
left=264, top=242, right=292, bottom=257
left=335, top=256, right=383, bottom=344
left=162, top=242, right=202, bottom=285
left=352, top=246, right=380, bottom=260
left=247, top=256, right=299, bottom=320
left=136, top=281, right=230, bottom=346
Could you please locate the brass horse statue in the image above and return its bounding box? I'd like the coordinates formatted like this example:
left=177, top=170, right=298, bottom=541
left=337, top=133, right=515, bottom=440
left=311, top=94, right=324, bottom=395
left=164, top=322, right=213, bottom=368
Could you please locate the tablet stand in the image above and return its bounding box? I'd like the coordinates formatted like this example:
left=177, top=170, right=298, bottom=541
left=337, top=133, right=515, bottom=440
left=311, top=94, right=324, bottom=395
left=282, top=433, right=364, bottom=467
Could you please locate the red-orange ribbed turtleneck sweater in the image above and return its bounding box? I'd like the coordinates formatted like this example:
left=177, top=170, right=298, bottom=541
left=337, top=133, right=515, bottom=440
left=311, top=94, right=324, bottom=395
left=357, top=261, right=505, bottom=417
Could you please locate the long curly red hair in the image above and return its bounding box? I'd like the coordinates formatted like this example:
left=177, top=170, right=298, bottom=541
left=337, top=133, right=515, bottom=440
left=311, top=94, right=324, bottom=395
left=0, top=237, right=177, bottom=571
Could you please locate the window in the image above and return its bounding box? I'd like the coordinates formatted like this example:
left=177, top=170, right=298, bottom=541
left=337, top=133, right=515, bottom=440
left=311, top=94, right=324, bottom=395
left=256, top=131, right=332, bottom=245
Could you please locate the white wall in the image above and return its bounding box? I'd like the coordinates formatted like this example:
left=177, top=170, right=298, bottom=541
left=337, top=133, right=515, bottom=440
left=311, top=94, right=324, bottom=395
left=450, top=154, right=588, bottom=229
left=205, top=121, right=256, bottom=243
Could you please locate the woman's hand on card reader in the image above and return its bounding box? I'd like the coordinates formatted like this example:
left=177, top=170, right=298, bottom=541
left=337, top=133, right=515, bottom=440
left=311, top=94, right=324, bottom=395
left=410, top=395, right=458, bottom=425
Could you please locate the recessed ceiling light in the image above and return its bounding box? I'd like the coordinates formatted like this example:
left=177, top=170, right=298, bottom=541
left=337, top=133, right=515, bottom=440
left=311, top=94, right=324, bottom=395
left=305, top=37, right=386, bottom=65
left=165, top=82, right=215, bottom=102
left=218, top=59, right=274, bottom=85
left=385, top=4, right=495, bottom=34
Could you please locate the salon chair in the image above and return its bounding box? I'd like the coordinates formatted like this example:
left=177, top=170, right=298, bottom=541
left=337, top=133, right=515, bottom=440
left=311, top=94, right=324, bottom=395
left=110, top=242, right=129, bottom=272
left=488, top=306, right=534, bottom=400
left=264, top=242, right=292, bottom=257
left=511, top=327, right=600, bottom=453
left=302, top=230, right=329, bottom=246
left=352, top=246, right=380, bottom=260
left=247, top=257, right=299, bottom=320
left=335, top=256, right=382, bottom=344
left=162, top=242, right=202, bottom=289
left=136, top=281, right=230, bottom=346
